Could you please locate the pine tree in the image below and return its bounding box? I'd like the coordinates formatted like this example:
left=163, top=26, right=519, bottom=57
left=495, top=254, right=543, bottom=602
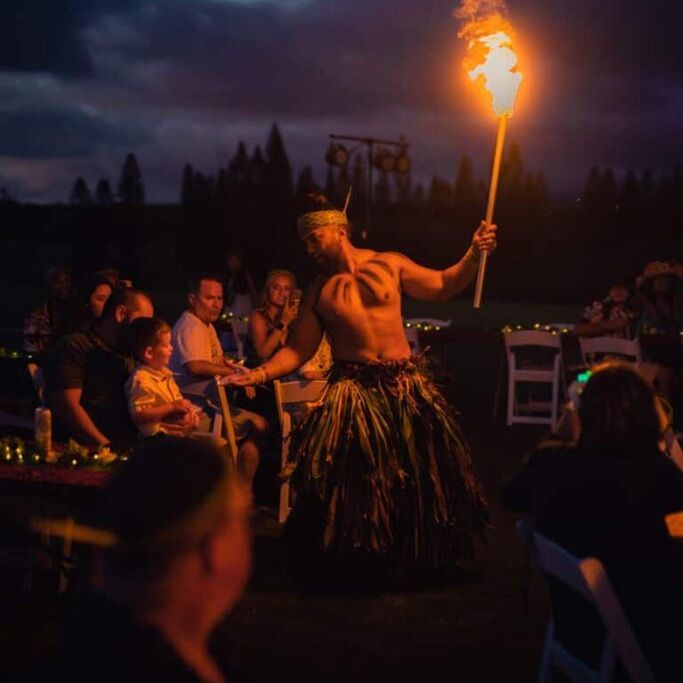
left=375, top=170, right=391, bottom=207
left=453, top=155, right=478, bottom=208
left=117, top=153, right=145, bottom=204
left=351, top=154, right=367, bottom=206
left=582, top=166, right=602, bottom=210
left=325, top=166, right=336, bottom=200
left=95, top=178, right=114, bottom=204
left=69, top=177, right=93, bottom=205
left=295, top=166, right=318, bottom=204
left=619, top=169, right=639, bottom=211
left=601, top=168, right=618, bottom=211
left=412, top=182, right=425, bottom=207
left=428, top=176, right=452, bottom=209
left=264, top=124, right=293, bottom=200
left=181, top=163, right=194, bottom=206
left=250, top=146, right=267, bottom=187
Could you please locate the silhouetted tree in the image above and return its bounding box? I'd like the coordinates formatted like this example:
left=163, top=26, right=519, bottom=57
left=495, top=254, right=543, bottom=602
left=95, top=178, right=114, bottom=205
left=181, top=163, right=194, bottom=206
left=453, top=155, right=478, bottom=209
left=295, top=165, right=318, bottom=204
left=394, top=173, right=412, bottom=207
left=250, top=146, right=267, bottom=187
left=375, top=170, right=391, bottom=207
left=412, top=182, right=425, bottom=208
left=582, top=166, right=602, bottom=210
left=117, top=153, right=144, bottom=204
left=69, top=177, right=93, bottom=205
left=325, top=166, right=336, bottom=200
left=351, top=154, right=367, bottom=207
left=264, top=124, right=292, bottom=200
left=601, top=168, right=618, bottom=210
left=428, top=176, right=451, bottom=209
left=619, top=169, right=639, bottom=212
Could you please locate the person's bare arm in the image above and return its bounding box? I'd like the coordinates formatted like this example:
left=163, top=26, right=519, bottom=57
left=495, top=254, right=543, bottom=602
left=51, top=388, right=109, bottom=446
left=131, top=400, right=188, bottom=426
left=185, top=359, right=241, bottom=378
left=227, top=282, right=324, bottom=386
left=249, top=310, right=290, bottom=360
left=397, top=221, right=497, bottom=301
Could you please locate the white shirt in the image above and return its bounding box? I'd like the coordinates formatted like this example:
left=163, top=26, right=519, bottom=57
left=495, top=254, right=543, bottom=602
left=169, top=310, right=223, bottom=397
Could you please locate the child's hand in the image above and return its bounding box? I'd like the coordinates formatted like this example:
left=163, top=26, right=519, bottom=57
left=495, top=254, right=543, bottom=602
left=173, top=398, right=193, bottom=414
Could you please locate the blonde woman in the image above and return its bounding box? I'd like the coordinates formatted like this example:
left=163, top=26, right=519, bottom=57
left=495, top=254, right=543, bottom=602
left=248, top=269, right=299, bottom=362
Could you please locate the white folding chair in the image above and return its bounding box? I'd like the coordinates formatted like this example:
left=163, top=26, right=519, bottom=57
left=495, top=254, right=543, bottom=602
left=273, top=379, right=327, bottom=523
left=214, top=377, right=239, bottom=464
left=504, top=330, right=564, bottom=427
left=517, top=522, right=654, bottom=683
left=578, top=336, right=642, bottom=366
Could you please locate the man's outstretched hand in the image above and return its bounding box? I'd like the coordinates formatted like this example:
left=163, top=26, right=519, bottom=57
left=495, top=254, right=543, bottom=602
left=220, top=367, right=260, bottom=387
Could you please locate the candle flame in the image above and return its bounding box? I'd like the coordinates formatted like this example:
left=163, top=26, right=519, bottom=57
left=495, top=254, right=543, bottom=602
left=458, top=11, right=523, bottom=117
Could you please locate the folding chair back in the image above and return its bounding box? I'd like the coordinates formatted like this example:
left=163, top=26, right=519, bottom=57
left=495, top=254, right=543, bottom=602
left=214, top=377, right=238, bottom=463
left=578, top=336, right=642, bottom=366
left=273, top=379, right=327, bottom=523
left=504, top=330, right=564, bottom=427
left=518, top=523, right=654, bottom=683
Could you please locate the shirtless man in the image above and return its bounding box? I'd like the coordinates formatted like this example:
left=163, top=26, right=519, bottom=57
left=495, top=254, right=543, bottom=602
left=230, top=208, right=496, bottom=379
left=228, top=193, right=496, bottom=587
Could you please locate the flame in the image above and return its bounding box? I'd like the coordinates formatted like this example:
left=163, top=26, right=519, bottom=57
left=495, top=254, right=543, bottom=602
left=460, top=14, right=523, bottom=117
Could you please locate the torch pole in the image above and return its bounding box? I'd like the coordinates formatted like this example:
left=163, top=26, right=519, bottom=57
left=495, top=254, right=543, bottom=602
left=473, top=114, right=508, bottom=309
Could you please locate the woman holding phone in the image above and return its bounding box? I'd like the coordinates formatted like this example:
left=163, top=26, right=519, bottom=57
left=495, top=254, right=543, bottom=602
left=248, top=269, right=299, bottom=362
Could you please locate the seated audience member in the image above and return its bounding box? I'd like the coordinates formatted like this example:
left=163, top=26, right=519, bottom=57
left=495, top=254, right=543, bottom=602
left=224, top=249, right=257, bottom=318
left=40, top=437, right=251, bottom=682
left=126, top=317, right=202, bottom=438
left=248, top=269, right=298, bottom=363
left=635, top=260, right=682, bottom=337
left=502, top=362, right=683, bottom=680
left=71, top=275, right=114, bottom=332
left=170, top=275, right=268, bottom=483
left=298, top=334, right=332, bottom=381
left=94, top=267, right=122, bottom=288
left=42, top=288, right=155, bottom=449
left=574, top=283, right=635, bottom=339
left=23, top=265, right=73, bottom=356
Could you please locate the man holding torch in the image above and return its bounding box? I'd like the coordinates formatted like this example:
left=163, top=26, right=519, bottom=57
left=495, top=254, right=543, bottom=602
left=226, top=192, right=496, bottom=588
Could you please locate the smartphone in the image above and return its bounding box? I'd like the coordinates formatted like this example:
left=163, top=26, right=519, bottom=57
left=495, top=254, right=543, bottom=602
left=291, top=289, right=303, bottom=306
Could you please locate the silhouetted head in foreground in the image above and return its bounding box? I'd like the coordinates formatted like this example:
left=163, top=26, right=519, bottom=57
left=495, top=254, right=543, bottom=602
left=578, top=361, right=661, bottom=456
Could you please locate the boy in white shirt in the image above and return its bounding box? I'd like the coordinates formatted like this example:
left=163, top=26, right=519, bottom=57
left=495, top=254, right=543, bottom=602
left=126, top=318, right=202, bottom=438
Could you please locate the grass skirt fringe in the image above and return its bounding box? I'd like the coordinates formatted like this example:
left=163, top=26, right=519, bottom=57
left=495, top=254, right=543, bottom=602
left=284, top=356, right=489, bottom=588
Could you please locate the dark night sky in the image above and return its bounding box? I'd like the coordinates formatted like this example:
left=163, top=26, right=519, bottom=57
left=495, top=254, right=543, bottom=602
left=1, top=0, right=682, bottom=203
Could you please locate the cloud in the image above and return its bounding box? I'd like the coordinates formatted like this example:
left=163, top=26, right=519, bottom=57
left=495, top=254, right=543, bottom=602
left=0, top=0, right=681, bottom=202
left=0, top=105, right=151, bottom=159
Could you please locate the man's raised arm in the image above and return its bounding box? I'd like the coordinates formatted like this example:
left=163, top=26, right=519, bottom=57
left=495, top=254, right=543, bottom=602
left=398, top=221, right=497, bottom=301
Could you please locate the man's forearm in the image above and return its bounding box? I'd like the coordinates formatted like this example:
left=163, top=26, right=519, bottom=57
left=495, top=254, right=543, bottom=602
left=185, top=360, right=233, bottom=377
left=259, top=346, right=310, bottom=381
left=58, top=402, right=109, bottom=446
left=440, top=248, right=480, bottom=300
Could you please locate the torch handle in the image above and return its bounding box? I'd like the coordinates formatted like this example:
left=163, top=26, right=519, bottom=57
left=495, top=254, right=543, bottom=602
left=473, top=115, right=508, bottom=309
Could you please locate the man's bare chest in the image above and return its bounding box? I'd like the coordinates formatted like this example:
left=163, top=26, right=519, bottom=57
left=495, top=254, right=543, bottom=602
left=316, top=258, right=400, bottom=320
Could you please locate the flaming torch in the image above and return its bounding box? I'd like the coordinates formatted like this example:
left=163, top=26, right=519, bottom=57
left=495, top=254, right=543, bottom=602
left=458, top=10, right=523, bottom=308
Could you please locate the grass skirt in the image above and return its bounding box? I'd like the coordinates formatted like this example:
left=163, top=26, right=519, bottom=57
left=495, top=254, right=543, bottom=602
left=284, top=357, right=489, bottom=588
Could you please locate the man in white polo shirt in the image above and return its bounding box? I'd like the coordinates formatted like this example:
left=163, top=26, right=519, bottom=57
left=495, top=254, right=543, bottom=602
left=170, top=274, right=267, bottom=484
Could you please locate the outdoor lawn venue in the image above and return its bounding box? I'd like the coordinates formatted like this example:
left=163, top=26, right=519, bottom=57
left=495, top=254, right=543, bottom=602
left=1, top=1, right=682, bottom=682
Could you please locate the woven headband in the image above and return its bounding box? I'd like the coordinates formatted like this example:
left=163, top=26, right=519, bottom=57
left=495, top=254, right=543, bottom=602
left=296, top=188, right=352, bottom=239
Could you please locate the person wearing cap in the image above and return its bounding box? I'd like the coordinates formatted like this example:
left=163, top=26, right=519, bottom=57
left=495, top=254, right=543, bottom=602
left=226, top=191, right=496, bottom=588
left=39, top=437, right=251, bottom=683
